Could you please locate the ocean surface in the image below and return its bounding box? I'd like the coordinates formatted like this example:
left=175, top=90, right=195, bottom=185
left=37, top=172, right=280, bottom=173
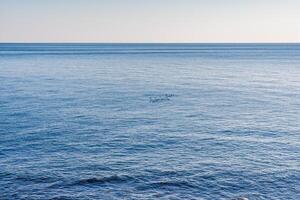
left=0, top=43, right=300, bottom=200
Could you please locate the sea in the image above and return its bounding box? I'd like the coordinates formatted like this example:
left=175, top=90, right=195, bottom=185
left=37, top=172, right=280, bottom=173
left=0, top=43, right=299, bottom=200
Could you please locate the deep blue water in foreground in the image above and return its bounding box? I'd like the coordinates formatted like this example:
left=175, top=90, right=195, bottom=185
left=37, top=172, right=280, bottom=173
left=0, top=44, right=300, bottom=200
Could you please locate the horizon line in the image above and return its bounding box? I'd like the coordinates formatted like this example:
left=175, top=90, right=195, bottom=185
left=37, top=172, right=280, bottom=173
left=1, top=42, right=300, bottom=44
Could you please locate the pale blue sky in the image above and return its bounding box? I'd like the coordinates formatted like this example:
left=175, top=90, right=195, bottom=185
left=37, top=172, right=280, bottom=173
left=0, top=0, right=299, bottom=42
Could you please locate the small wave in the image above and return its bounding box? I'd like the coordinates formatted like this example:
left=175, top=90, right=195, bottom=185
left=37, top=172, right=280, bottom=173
left=49, top=196, right=73, bottom=200
left=15, top=174, right=55, bottom=183
left=231, top=197, right=249, bottom=200
left=138, top=180, right=197, bottom=190
left=73, top=175, right=132, bottom=186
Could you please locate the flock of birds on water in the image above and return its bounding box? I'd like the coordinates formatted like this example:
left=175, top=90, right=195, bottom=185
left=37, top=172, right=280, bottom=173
left=149, top=93, right=175, bottom=103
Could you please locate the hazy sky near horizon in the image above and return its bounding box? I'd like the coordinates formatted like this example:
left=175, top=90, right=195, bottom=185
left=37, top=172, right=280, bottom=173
left=0, top=0, right=299, bottom=42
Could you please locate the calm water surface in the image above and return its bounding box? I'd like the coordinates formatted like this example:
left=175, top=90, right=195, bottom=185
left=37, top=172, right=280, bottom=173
left=0, top=44, right=300, bottom=200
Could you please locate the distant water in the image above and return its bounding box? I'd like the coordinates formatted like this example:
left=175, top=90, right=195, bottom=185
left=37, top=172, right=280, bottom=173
left=0, top=43, right=300, bottom=200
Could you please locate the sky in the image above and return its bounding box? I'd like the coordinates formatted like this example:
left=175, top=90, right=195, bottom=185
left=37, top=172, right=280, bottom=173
left=0, top=0, right=299, bottom=43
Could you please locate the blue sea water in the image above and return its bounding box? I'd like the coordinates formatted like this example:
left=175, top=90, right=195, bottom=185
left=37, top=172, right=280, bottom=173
left=0, top=43, right=300, bottom=200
